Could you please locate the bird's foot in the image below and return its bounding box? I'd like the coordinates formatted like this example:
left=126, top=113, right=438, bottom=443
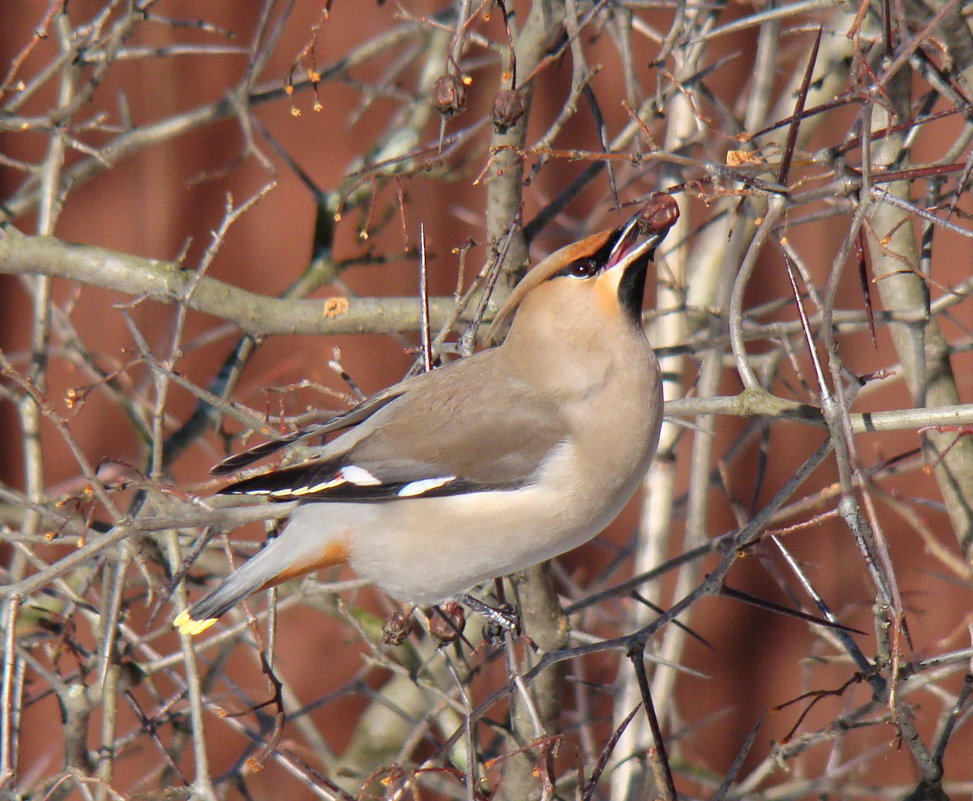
left=460, top=594, right=521, bottom=644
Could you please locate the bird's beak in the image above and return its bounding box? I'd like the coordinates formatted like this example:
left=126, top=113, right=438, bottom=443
left=605, top=205, right=672, bottom=275
left=600, top=195, right=679, bottom=325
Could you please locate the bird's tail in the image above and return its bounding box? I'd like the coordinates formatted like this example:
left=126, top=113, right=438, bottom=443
left=173, top=525, right=352, bottom=636
left=173, top=545, right=287, bottom=636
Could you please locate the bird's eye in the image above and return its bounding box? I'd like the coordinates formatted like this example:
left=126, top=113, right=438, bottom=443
left=562, top=258, right=599, bottom=279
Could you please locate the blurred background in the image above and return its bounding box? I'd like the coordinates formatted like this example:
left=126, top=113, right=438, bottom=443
left=1, top=1, right=972, bottom=799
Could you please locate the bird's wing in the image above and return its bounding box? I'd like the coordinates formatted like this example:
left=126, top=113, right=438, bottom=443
left=219, top=350, right=568, bottom=502
left=210, top=384, right=409, bottom=476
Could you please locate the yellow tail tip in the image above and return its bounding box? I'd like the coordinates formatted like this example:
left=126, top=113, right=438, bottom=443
left=173, top=609, right=218, bottom=636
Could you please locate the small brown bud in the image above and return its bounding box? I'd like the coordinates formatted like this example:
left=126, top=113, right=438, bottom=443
left=382, top=612, right=416, bottom=645
left=431, top=73, right=466, bottom=118
left=492, top=89, right=525, bottom=133
left=428, top=601, right=466, bottom=644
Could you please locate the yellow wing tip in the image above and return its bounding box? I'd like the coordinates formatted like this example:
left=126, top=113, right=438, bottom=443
left=173, top=609, right=218, bottom=636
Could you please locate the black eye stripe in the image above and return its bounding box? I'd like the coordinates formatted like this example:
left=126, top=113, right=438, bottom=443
left=558, top=258, right=599, bottom=278
left=547, top=234, right=617, bottom=281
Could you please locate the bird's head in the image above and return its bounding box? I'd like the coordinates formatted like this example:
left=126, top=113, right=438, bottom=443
left=486, top=196, right=679, bottom=350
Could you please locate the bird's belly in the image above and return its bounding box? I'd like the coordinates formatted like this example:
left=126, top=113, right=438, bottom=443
left=345, top=477, right=633, bottom=605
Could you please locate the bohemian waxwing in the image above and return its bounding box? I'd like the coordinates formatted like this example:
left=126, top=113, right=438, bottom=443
left=174, top=196, right=679, bottom=636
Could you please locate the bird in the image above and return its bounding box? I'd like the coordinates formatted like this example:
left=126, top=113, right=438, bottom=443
left=174, top=196, right=678, bottom=636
